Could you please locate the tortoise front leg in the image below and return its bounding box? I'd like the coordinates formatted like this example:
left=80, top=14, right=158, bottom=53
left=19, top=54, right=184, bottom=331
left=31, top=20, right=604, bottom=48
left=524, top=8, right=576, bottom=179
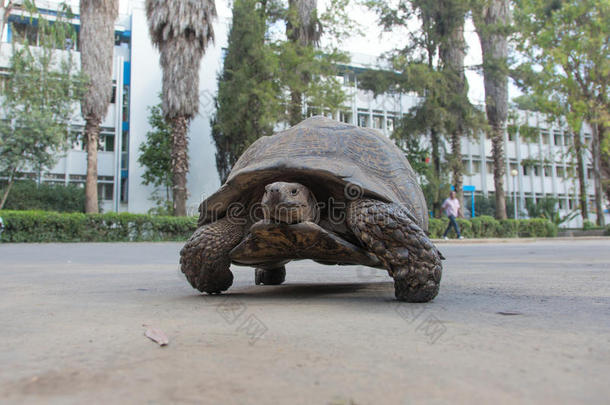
left=347, top=199, right=442, bottom=302
left=180, top=217, right=246, bottom=294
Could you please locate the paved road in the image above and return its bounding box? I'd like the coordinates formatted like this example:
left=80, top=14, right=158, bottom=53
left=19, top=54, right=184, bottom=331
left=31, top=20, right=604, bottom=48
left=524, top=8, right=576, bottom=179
left=0, top=239, right=609, bottom=404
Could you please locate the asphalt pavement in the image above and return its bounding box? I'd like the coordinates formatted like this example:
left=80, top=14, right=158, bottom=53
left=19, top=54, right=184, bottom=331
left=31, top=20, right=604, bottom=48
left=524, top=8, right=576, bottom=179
left=0, top=239, right=609, bottom=404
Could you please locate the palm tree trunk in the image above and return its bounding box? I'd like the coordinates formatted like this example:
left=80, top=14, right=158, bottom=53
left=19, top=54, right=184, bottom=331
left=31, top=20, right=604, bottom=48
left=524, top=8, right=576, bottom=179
left=473, top=0, right=510, bottom=220
left=574, top=132, right=589, bottom=221
left=171, top=115, right=189, bottom=216
left=591, top=123, right=605, bottom=226
left=85, top=117, right=100, bottom=213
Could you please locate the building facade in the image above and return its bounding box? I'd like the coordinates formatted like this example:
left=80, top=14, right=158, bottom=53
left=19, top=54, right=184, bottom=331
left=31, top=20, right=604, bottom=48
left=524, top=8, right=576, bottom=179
left=1, top=0, right=606, bottom=227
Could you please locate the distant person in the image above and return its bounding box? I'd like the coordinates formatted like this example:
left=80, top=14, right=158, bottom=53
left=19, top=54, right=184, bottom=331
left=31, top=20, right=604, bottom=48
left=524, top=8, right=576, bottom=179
left=442, top=191, right=463, bottom=240
left=0, top=216, right=4, bottom=239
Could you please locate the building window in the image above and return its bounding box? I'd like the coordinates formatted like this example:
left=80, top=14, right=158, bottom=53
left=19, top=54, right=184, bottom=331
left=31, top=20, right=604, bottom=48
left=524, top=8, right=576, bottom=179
left=568, top=198, right=574, bottom=210
left=534, top=166, right=541, bottom=177
left=98, top=183, right=114, bottom=201
left=553, top=133, right=562, bottom=146
left=99, top=133, right=115, bottom=152
left=339, top=111, right=352, bottom=124
left=544, top=165, right=552, bottom=177
left=587, top=167, right=593, bottom=179
left=556, top=166, right=565, bottom=178
left=357, top=113, right=368, bottom=128
left=11, top=21, right=38, bottom=45
left=523, top=165, right=529, bottom=176
left=541, top=131, right=550, bottom=145
left=486, top=162, right=494, bottom=174
left=564, top=134, right=572, bottom=146
left=386, top=117, right=395, bottom=133
left=472, top=160, right=481, bottom=174
left=372, top=115, right=383, bottom=129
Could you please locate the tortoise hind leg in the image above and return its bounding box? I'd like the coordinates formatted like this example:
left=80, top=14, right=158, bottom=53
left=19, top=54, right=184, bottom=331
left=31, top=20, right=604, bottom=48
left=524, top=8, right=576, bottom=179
left=255, top=264, right=287, bottom=285
left=347, top=199, right=442, bottom=302
left=180, top=217, right=246, bottom=294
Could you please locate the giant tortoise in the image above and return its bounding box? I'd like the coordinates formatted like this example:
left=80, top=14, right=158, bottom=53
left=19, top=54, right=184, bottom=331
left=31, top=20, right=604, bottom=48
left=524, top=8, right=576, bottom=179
left=180, top=116, right=443, bottom=302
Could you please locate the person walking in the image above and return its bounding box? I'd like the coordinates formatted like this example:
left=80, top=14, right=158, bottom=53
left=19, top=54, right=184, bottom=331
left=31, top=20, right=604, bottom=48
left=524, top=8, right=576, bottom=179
left=442, top=191, right=463, bottom=240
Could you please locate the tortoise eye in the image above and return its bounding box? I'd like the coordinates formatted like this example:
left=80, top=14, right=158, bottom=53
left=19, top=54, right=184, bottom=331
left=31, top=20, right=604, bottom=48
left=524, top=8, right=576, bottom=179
left=291, top=188, right=298, bottom=195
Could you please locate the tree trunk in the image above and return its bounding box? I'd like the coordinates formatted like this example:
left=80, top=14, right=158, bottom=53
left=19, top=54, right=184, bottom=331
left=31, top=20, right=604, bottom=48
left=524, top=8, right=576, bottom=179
left=85, top=117, right=100, bottom=213
left=286, top=0, right=319, bottom=126
left=450, top=132, right=464, bottom=216
left=439, top=5, right=467, bottom=216
left=574, top=132, right=589, bottom=221
left=289, top=89, right=303, bottom=126
left=591, top=123, right=605, bottom=226
left=0, top=168, right=16, bottom=210
left=171, top=115, right=189, bottom=217
left=473, top=0, right=510, bottom=220
left=430, top=129, right=442, bottom=218
left=491, top=126, right=507, bottom=219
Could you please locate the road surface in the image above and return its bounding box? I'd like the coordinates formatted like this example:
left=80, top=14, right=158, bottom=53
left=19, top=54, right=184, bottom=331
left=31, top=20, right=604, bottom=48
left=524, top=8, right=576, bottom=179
left=1, top=239, right=609, bottom=404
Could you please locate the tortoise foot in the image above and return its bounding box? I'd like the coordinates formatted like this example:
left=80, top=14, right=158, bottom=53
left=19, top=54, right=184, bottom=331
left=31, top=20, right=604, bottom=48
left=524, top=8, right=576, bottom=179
left=180, top=217, right=244, bottom=294
left=255, top=266, right=286, bottom=285
left=393, top=265, right=440, bottom=302
left=348, top=199, right=443, bottom=302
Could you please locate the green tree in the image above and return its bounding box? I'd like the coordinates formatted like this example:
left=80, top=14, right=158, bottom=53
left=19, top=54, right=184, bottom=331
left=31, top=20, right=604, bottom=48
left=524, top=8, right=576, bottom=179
left=513, top=0, right=609, bottom=226
left=146, top=0, right=217, bottom=216
left=285, top=0, right=321, bottom=125
left=138, top=101, right=173, bottom=214
left=211, top=0, right=280, bottom=183
left=364, top=0, right=483, bottom=217
left=79, top=0, right=118, bottom=213
left=211, top=0, right=349, bottom=182
left=0, top=3, right=85, bottom=209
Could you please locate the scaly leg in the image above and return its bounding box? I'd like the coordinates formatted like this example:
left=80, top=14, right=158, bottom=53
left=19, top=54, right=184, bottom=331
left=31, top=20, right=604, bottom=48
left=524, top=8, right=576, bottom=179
left=254, top=265, right=287, bottom=285
left=180, top=217, right=246, bottom=294
left=347, top=199, right=442, bottom=302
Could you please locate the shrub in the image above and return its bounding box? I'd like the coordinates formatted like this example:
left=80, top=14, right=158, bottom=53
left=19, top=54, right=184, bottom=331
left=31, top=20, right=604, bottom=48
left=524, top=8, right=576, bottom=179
left=0, top=181, right=86, bottom=212
left=470, top=215, right=500, bottom=238
left=0, top=210, right=197, bottom=242
left=517, top=218, right=558, bottom=237
left=428, top=216, right=556, bottom=239
left=0, top=210, right=560, bottom=243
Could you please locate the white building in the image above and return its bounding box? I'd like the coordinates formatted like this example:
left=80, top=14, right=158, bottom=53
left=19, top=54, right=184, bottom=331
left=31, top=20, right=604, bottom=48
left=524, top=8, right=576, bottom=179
left=1, top=0, right=606, bottom=227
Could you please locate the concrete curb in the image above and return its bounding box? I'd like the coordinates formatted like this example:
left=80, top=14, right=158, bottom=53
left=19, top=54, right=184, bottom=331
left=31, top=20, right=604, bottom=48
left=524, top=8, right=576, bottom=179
left=433, top=236, right=610, bottom=244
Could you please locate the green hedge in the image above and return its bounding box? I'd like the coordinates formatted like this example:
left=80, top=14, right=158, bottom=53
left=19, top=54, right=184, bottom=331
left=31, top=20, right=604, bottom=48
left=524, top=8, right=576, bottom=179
left=0, top=210, right=197, bottom=242
left=1, top=181, right=86, bottom=212
left=0, top=210, right=559, bottom=243
left=429, top=215, right=557, bottom=238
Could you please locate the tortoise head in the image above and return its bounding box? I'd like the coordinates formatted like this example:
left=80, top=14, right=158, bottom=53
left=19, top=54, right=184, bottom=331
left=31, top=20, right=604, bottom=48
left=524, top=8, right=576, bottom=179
left=261, top=182, right=318, bottom=224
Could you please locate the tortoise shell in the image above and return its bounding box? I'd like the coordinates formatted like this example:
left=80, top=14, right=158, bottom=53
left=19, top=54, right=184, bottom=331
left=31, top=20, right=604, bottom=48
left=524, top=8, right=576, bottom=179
left=199, top=115, right=428, bottom=231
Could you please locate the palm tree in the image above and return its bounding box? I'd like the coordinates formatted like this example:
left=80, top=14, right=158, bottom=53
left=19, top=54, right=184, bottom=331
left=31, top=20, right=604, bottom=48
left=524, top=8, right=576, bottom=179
left=286, top=0, right=321, bottom=125
left=440, top=11, right=467, bottom=211
left=473, top=0, right=510, bottom=219
left=79, top=0, right=119, bottom=213
left=146, top=0, right=217, bottom=216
